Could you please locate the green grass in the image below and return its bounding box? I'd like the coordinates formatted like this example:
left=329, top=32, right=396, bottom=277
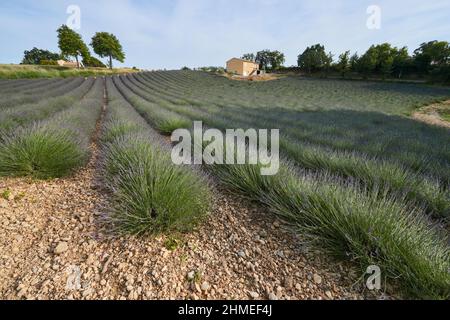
left=0, top=64, right=138, bottom=79
left=438, top=108, right=450, bottom=122
left=99, top=78, right=211, bottom=235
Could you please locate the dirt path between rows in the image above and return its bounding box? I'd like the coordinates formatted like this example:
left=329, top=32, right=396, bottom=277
left=0, top=80, right=371, bottom=301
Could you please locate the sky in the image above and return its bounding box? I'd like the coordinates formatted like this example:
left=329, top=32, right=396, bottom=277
left=0, top=0, right=449, bottom=69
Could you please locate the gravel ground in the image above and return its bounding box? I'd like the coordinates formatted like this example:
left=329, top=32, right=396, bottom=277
left=0, top=142, right=373, bottom=300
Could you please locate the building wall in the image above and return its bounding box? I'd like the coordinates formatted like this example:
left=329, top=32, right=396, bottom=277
left=226, top=59, right=259, bottom=76
left=242, top=62, right=259, bottom=76
left=227, top=59, right=245, bottom=75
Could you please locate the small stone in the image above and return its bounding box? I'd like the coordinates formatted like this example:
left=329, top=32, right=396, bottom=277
left=284, top=277, right=293, bottom=289
left=17, top=288, right=27, bottom=298
left=249, top=291, right=259, bottom=299
left=54, top=242, right=69, bottom=255
left=0, top=199, right=9, bottom=208
left=12, top=247, right=20, bottom=254
left=187, top=271, right=196, bottom=281
left=268, top=293, right=278, bottom=300
left=313, top=274, right=322, bottom=285
left=83, top=288, right=94, bottom=297
left=201, top=281, right=210, bottom=292
left=237, top=251, right=246, bottom=258
left=325, top=291, right=333, bottom=299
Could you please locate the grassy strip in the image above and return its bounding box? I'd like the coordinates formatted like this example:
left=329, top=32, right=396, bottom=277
left=208, top=158, right=450, bottom=299
left=112, top=76, right=191, bottom=135
left=0, top=78, right=94, bottom=133
left=99, top=78, right=211, bottom=235
left=0, top=78, right=104, bottom=179
left=0, top=64, right=138, bottom=79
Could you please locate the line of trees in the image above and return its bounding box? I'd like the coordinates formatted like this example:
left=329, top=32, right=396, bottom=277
left=241, top=41, right=450, bottom=83
left=21, top=25, right=125, bottom=69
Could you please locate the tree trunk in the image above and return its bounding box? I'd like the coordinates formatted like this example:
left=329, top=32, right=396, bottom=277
left=75, top=55, right=79, bottom=69
left=109, top=55, right=113, bottom=69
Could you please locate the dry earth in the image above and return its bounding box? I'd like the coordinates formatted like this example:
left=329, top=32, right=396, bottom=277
left=0, top=141, right=377, bottom=300
left=412, top=99, right=450, bottom=128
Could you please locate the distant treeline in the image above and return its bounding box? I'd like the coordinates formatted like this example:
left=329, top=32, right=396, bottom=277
left=238, top=41, right=450, bottom=83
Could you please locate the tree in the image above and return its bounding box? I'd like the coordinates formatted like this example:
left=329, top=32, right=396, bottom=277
left=255, top=50, right=285, bottom=71
left=297, top=44, right=328, bottom=73
left=357, top=47, right=377, bottom=78
left=241, top=53, right=255, bottom=62
left=323, top=52, right=334, bottom=77
left=83, top=56, right=107, bottom=68
left=349, top=53, right=359, bottom=72
left=269, top=50, right=285, bottom=70
left=21, top=48, right=60, bottom=65
left=392, top=47, right=412, bottom=79
left=414, top=41, right=450, bottom=72
left=57, top=25, right=89, bottom=68
left=357, top=44, right=397, bottom=79
left=374, top=43, right=395, bottom=79
left=336, top=51, right=351, bottom=78
left=91, top=32, right=125, bottom=69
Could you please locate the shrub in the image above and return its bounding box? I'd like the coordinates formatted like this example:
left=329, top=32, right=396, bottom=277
left=0, top=127, right=86, bottom=179
left=102, top=134, right=211, bottom=235
left=40, top=60, right=58, bottom=66
left=208, top=158, right=450, bottom=299
left=0, top=78, right=103, bottom=178
left=99, top=78, right=212, bottom=235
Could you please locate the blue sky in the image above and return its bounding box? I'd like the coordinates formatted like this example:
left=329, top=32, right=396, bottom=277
left=1, top=0, right=449, bottom=69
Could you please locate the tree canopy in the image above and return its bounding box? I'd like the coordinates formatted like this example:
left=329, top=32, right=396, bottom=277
left=241, top=53, right=256, bottom=62
left=249, top=50, right=285, bottom=70
left=21, top=48, right=60, bottom=65
left=82, top=56, right=107, bottom=68
left=57, top=25, right=89, bottom=67
left=90, top=32, right=125, bottom=69
left=414, top=41, right=450, bottom=72
left=336, top=51, right=351, bottom=78
left=297, top=44, right=329, bottom=73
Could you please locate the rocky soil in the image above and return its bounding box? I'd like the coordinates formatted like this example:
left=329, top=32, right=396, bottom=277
left=0, top=141, right=376, bottom=300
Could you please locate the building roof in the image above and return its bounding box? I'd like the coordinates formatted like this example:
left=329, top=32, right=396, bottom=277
left=227, top=57, right=259, bottom=65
